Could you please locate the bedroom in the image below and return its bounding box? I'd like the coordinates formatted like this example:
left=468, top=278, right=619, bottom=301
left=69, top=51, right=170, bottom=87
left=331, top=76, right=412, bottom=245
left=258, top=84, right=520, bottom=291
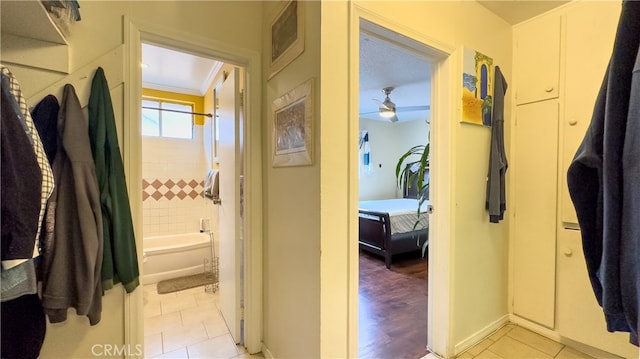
left=357, top=24, right=433, bottom=359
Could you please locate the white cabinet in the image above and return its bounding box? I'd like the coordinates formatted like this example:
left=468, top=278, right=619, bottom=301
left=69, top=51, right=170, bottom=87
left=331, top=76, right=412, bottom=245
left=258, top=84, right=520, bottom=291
left=514, top=13, right=561, bottom=105
left=560, top=2, right=620, bottom=225
left=556, top=229, right=638, bottom=359
left=512, top=100, right=559, bottom=328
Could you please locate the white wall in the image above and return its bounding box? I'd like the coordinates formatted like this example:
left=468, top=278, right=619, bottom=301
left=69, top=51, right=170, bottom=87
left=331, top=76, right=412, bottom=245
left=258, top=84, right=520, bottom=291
left=2, top=2, right=263, bottom=358
left=262, top=1, right=321, bottom=358
left=359, top=118, right=430, bottom=200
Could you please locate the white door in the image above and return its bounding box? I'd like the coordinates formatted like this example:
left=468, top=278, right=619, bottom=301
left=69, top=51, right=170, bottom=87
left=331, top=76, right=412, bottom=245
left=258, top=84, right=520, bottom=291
left=217, top=68, right=242, bottom=342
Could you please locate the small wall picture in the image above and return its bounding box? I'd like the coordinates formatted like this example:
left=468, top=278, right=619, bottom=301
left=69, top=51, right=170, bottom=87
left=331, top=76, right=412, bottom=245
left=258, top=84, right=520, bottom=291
left=461, top=47, right=494, bottom=126
left=269, top=0, right=305, bottom=79
left=272, top=78, right=313, bottom=167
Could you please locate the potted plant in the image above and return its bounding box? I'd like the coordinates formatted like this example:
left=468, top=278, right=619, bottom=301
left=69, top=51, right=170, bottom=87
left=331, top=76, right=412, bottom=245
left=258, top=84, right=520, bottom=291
left=395, top=142, right=430, bottom=256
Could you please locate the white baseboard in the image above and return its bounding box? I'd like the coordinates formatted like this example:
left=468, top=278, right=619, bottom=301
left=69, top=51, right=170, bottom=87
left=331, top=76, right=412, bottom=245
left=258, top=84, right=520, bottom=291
left=454, top=314, right=510, bottom=356
left=261, top=344, right=274, bottom=359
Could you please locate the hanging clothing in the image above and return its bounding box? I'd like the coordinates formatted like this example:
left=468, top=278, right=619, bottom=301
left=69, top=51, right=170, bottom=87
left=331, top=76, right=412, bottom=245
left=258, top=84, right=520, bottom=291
left=40, top=84, right=103, bottom=326
left=486, top=66, right=509, bottom=223
left=1, top=293, right=46, bottom=359
left=567, top=0, right=640, bottom=345
left=1, top=67, right=54, bottom=269
left=88, top=67, right=140, bottom=293
left=31, top=95, right=60, bottom=165
left=1, top=74, right=42, bottom=265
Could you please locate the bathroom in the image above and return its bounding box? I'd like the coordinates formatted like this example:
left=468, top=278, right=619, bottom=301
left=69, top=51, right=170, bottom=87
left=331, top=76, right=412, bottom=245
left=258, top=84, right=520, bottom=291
left=139, top=43, right=249, bottom=357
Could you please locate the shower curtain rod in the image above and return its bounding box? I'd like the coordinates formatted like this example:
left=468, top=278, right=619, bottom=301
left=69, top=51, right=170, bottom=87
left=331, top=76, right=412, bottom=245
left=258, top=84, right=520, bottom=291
left=142, top=106, right=213, bottom=118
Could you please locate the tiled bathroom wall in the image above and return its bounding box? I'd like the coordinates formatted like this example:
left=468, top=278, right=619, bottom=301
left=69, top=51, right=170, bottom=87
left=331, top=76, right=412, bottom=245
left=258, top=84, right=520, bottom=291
left=142, top=125, right=213, bottom=238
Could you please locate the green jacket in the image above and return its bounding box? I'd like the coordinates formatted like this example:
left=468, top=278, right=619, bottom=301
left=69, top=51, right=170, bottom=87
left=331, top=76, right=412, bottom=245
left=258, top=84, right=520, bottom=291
left=88, top=67, right=139, bottom=293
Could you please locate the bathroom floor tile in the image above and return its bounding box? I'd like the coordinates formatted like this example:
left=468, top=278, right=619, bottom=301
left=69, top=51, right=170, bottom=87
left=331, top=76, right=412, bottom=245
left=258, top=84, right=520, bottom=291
left=145, top=311, right=182, bottom=336
left=182, top=302, right=221, bottom=326
left=488, top=324, right=515, bottom=341
left=162, top=322, right=209, bottom=354
left=161, top=294, right=198, bottom=314
left=187, top=334, right=239, bottom=359
left=475, top=349, right=504, bottom=359
left=152, top=347, right=189, bottom=358
left=145, top=333, right=163, bottom=358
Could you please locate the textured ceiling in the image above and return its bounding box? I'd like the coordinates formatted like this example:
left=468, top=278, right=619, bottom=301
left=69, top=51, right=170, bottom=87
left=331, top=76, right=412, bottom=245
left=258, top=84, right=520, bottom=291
left=359, top=31, right=432, bottom=123
left=142, top=43, right=221, bottom=96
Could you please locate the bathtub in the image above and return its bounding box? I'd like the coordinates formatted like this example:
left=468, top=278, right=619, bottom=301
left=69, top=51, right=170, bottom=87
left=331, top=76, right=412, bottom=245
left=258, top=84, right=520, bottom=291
left=142, top=232, right=213, bottom=284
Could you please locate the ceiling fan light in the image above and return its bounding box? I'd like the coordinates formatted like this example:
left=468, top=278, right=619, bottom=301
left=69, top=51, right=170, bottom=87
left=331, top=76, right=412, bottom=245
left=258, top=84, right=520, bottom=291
left=380, top=108, right=396, bottom=118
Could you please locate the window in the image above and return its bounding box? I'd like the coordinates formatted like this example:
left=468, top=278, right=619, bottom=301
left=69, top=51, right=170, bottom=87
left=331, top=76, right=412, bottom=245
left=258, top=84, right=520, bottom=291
left=142, top=99, right=194, bottom=139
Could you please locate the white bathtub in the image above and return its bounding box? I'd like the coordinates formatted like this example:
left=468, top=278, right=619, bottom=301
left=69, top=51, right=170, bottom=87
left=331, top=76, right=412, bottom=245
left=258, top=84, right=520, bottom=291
left=142, top=232, right=212, bottom=284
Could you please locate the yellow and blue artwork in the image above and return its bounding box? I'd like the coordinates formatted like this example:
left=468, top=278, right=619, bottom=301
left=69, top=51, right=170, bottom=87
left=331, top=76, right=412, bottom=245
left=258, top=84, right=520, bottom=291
left=461, top=47, right=493, bottom=126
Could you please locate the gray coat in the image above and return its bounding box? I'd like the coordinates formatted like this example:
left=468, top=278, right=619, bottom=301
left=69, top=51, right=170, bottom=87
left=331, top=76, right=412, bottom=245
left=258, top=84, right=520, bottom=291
left=40, top=84, right=104, bottom=326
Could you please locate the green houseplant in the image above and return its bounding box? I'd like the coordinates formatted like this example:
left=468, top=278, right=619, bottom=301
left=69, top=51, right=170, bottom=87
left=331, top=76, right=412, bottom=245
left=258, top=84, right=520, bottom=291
left=395, top=142, right=430, bottom=256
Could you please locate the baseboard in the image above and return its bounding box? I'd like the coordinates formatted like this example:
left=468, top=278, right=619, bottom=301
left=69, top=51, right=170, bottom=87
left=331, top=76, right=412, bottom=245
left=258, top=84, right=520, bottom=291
left=454, top=314, right=510, bottom=356
left=261, top=344, right=275, bottom=359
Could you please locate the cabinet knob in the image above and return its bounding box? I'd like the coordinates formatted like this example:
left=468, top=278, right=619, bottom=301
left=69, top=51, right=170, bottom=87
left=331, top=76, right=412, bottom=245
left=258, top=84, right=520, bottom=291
left=563, top=248, right=573, bottom=257
left=545, top=86, right=554, bottom=93
left=568, top=119, right=578, bottom=126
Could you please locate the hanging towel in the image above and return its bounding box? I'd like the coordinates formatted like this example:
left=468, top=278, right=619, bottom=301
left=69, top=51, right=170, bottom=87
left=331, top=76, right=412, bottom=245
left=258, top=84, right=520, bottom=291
left=88, top=67, right=139, bottom=294
left=204, top=169, right=220, bottom=201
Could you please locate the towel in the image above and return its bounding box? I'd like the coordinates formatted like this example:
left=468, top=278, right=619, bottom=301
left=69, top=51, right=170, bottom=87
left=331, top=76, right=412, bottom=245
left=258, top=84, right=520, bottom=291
left=204, top=169, right=219, bottom=200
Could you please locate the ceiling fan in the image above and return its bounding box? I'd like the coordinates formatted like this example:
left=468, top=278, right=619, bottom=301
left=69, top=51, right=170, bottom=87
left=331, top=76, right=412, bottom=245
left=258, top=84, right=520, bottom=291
left=360, top=87, right=430, bottom=123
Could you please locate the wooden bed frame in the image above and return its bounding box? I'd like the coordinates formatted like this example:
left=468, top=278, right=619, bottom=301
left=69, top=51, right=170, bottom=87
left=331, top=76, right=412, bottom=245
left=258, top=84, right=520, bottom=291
left=358, top=210, right=428, bottom=269
left=358, top=166, right=429, bottom=269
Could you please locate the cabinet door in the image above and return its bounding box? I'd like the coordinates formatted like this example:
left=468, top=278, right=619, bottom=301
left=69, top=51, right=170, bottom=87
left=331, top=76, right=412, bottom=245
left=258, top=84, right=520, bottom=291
left=515, top=13, right=561, bottom=105
left=556, top=229, right=638, bottom=358
left=512, top=100, right=559, bottom=328
left=560, top=2, right=620, bottom=225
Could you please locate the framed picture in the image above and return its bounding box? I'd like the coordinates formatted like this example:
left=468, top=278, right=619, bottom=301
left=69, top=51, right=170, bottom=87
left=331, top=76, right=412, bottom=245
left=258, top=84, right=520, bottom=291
left=269, top=0, right=305, bottom=79
left=461, top=47, right=494, bottom=126
left=272, top=78, right=314, bottom=167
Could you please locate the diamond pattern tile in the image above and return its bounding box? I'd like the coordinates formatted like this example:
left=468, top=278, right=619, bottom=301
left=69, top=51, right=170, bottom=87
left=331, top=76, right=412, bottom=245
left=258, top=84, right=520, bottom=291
left=143, top=178, right=205, bottom=202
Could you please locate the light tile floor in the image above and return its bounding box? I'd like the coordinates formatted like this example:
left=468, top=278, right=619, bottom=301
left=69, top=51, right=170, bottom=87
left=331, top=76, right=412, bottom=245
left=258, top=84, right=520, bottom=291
left=457, top=324, right=596, bottom=359
left=143, top=283, right=263, bottom=359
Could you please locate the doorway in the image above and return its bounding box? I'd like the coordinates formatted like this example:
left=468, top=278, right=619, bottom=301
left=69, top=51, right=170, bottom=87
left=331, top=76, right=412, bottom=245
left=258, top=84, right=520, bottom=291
left=125, top=21, right=263, bottom=357
left=351, top=16, right=454, bottom=355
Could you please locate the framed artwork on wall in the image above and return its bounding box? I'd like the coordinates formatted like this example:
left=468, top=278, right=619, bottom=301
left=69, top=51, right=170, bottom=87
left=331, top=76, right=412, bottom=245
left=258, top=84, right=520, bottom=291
left=461, top=46, right=494, bottom=126
left=268, top=0, right=305, bottom=79
left=272, top=78, right=314, bottom=167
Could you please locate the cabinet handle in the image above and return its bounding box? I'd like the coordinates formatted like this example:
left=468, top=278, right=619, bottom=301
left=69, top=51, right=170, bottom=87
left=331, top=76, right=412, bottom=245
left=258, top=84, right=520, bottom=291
left=563, top=248, right=573, bottom=257
left=545, top=86, right=554, bottom=93
left=568, top=119, right=578, bottom=126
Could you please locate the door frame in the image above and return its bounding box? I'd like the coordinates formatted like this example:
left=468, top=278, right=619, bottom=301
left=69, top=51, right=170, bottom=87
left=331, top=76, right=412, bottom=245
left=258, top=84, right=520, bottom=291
left=349, top=6, right=456, bottom=357
left=123, top=18, right=263, bottom=355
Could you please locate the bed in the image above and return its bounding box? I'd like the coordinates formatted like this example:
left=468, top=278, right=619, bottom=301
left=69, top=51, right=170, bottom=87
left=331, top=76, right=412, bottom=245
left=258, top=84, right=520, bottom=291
left=358, top=168, right=429, bottom=269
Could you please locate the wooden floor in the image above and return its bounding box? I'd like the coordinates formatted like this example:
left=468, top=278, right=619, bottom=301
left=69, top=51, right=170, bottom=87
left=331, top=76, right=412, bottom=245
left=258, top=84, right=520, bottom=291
left=359, top=250, right=428, bottom=359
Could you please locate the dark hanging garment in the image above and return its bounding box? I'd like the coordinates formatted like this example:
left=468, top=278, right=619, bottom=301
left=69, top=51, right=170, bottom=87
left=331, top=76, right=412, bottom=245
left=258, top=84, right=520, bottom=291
left=567, top=0, right=640, bottom=345
left=1, top=74, right=42, bottom=264
left=31, top=94, right=60, bottom=165
left=486, top=66, right=509, bottom=223
left=1, top=293, right=46, bottom=359
left=88, top=67, right=140, bottom=293
left=40, top=84, right=103, bottom=326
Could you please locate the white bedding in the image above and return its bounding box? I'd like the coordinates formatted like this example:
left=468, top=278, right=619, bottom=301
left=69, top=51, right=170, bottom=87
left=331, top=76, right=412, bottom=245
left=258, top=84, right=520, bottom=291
left=358, top=198, right=429, bottom=235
